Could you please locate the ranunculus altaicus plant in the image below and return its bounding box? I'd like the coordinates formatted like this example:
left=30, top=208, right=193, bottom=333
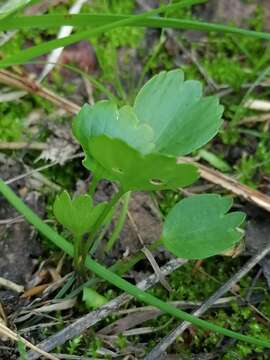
left=53, top=69, right=245, bottom=267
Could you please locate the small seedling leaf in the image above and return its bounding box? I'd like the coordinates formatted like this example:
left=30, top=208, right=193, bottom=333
left=162, top=194, right=245, bottom=259
left=53, top=191, right=107, bottom=236
left=83, top=287, right=107, bottom=309
left=87, top=135, right=199, bottom=192
left=134, top=69, right=224, bottom=156
left=198, top=149, right=231, bottom=172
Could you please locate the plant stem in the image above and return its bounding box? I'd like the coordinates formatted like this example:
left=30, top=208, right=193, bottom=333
left=84, top=188, right=125, bottom=255
left=105, top=191, right=130, bottom=253
left=73, top=234, right=82, bottom=271
left=88, top=175, right=99, bottom=197
left=1, top=178, right=270, bottom=349
left=89, top=210, right=114, bottom=256
left=67, top=238, right=163, bottom=299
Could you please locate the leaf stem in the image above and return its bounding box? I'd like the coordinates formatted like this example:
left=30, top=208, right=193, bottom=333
left=105, top=191, right=130, bottom=253
left=73, top=234, right=82, bottom=271
left=1, top=178, right=270, bottom=349
left=88, top=175, right=99, bottom=197
left=84, top=188, right=125, bottom=255
left=67, top=238, right=162, bottom=299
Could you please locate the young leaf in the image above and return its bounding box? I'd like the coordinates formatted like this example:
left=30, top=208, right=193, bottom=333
left=83, top=287, right=107, bottom=309
left=53, top=191, right=107, bottom=236
left=73, top=101, right=154, bottom=155
left=162, top=194, right=245, bottom=259
left=198, top=149, right=231, bottom=172
left=134, top=69, right=224, bottom=156
left=87, top=135, right=199, bottom=192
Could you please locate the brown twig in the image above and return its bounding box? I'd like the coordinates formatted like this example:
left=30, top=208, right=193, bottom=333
left=0, top=277, right=24, bottom=293
left=0, top=141, right=47, bottom=150
left=239, top=113, right=270, bottom=124
left=0, top=323, right=59, bottom=360
left=0, top=69, right=80, bottom=114
left=181, top=157, right=270, bottom=213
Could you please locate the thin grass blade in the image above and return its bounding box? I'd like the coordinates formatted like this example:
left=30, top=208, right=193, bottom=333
left=0, top=14, right=269, bottom=42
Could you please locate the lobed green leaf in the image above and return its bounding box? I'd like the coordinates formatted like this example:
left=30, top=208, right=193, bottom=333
left=162, top=194, right=246, bottom=259
left=87, top=135, right=199, bottom=192
left=134, top=69, right=224, bottom=156
left=53, top=191, right=107, bottom=236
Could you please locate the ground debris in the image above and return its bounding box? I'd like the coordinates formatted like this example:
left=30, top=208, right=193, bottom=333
left=38, top=121, right=79, bottom=165
left=204, top=0, right=256, bottom=26
left=0, top=163, right=43, bottom=312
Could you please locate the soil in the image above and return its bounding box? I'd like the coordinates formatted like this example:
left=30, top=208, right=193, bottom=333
left=203, top=0, right=256, bottom=26
left=94, top=181, right=163, bottom=262
left=245, top=205, right=270, bottom=288
left=0, top=159, right=43, bottom=310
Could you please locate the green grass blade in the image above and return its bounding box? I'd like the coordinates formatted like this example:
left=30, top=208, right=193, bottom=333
left=0, top=13, right=270, bottom=41
left=0, top=0, right=205, bottom=68
left=0, top=178, right=270, bottom=349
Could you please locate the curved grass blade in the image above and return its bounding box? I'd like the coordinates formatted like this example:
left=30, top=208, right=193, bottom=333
left=0, top=0, right=205, bottom=68
left=0, top=14, right=270, bottom=41
left=0, top=178, right=270, bottom=349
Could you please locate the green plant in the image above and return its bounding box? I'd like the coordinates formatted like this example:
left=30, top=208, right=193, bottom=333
left=1, top=69, right=270, bottom=350
left=54, top=69, right=245, bottom=271
left=17, top=338, right=28, bottom=360
left=67, top=335, right=82, bottom=355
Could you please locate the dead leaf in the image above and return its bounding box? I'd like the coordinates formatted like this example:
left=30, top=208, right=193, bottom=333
left=192, top=260, right=203, bottom=273
left=22, top=284, right=50, bottom=299
left=39, top=137, right=78, bottom=164
left=220, top=240, right=245, bottom=258
left=37, top=121, right=79, bottom=164
left=33, top=299, right=76, bottom=314
left=48, top=268, right=62, bottom=283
